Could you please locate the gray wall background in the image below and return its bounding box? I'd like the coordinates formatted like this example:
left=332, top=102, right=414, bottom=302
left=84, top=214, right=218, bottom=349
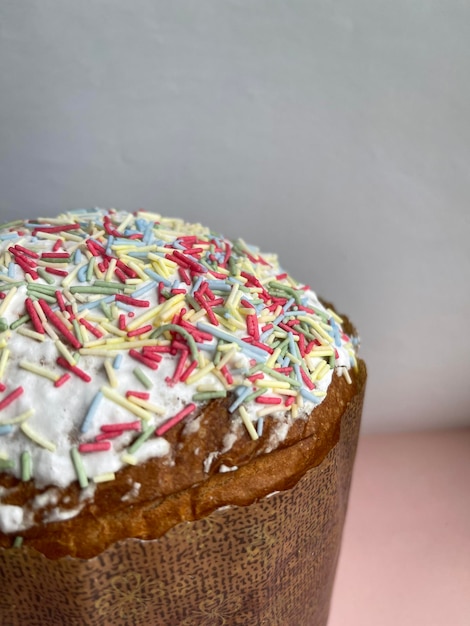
left=0, top=0, right=469, bottom=433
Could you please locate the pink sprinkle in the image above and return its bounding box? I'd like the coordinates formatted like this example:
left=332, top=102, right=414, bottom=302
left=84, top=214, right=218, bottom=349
left=39, top=299, right=82, bottom=349
left=114, top=267, right=128, bottom=283
left=54, top=373, right=71, bottom=388
left=155, top=403, right=196, bottom=436
left=285, top=396, right=296, bottom=407
left=32, top=224, right=80, bottom=235
left=0, top=386, right=24, bottom=411
left=220, top=365, right=233, bottom=385
left=0, top=383, right=6, bottom=392
left=178, top=267, right=191, bottom=285
left=78, top=441, right=111, bottom=453
left=165, top=349, right=188, bottom=386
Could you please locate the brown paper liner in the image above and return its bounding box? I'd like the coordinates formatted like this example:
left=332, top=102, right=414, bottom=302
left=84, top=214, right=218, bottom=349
left=0, top=377, right=365, bottom=626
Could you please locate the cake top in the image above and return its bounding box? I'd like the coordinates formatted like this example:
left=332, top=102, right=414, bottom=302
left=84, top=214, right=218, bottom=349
left=0, top=209, right=357, bottom=498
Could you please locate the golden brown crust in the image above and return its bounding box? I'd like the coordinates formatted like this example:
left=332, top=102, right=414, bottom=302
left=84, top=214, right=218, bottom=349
left=0, top=357, right=365, bottom=559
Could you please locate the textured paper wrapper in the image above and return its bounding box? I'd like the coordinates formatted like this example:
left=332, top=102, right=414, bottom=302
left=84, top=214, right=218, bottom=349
left=0, top=377, right=365, bottom=626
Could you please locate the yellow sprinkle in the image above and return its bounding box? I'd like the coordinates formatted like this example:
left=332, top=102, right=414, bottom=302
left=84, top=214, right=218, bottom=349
left=306, top=348, right=334, bottom=358
left=239, top=406, right=259, bottom=441
left=0, top=286, right=17, bottom=316
left=93, top=472, right=116, bottom=483
left=101, top=386, right=153, bottom=421
left=32, top=299, right=47, bottom=324
left=126, top=304, right=163, bottom=331
left=128, top=396, right=165, bottom=415
left=1, top=408, right=34, bottom=425
left=121, top=453, right=137, bottom=466
left=104, top=360, right=119, bottom=388
left=19, top=360, right=60, bottom=382
left=212, top=369, right=232, bottom=389
left=116, top=212, right=134, bottom=233
left=255, top=379, right=291, bottom=390
left=185, top=362, right=215, bottom=385
left=225, top=283, right=239, bottom=309
left=266, top=347, right=282, bottom=369
left=216, top=314, right=245, bottom=332
left=217, top=341, right=239, bottom=353
left=20, top=422, right=56, bottom=452
left=256, top=405, right=282, bottom=417
left=126, top=260, right=149, bottom=280
left=61, top=261, right=87, bottom=289
left=189, top=308, right=208, bottom=323
left=100, top=321, right=127, bottom=337
left=326, top=307, right=344, bottom=324
left=17, top=327, right=46, bottom=342
left=55, top=339, right=76, bottom=365
left=105, top=258, right=117, bottom=282
left=275, top=388, right=298, bottom=397
left=291, top=403, right=299, bottom=419
left=0, top=348, right=11, bottom=379
left=216, top=346, right=238, bottom=370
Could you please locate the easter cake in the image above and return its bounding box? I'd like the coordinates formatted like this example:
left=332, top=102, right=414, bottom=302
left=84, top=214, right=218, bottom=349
left=0, top=209, right=366, bottom=625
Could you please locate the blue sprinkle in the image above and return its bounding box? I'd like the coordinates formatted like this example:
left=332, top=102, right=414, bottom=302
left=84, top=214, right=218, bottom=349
left=143, top=223, right=154, bottom=245
left=0, top=424, right=14, bottom=436
left=132, top=281, right=157, bottom=298
left=80, top=391, right=103, bottom=433
left=115, top=301, right=135, bottom=313
left=77, top=264, right=88, bottom=282
left=0, top=233, right=19, bottom=241
left=191, top=276, right=203, bottom=296
left=300, top=388, right=322, bottom=405
left=228, top=386, right=253, bottom=413
left=7, top=262, right=15, bottom=278
left=143, top=269, right=171, bottom=287
left=256, top=417, right=264, bottom=437
left=113, top=354, right=123, bottom=370
left=74, top=249, right=82, bottom=264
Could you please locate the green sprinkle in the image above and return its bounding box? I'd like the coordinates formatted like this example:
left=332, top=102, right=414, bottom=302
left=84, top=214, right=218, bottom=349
left=26, top=283, right=57, bottom=295
left=192, top=390, right=227, bottom=401
left=240, top=388, right=266, bottom=404
left=0, top=220, right=24, bottom=230
left=36, top=267, right=55, bottom=284
left=100, top=301, right=114, bottom=320
left=10, top=315, right=30, bottom=330
left=42, top=256, right=71, bottom=263
left=21, top=450, right=32, bottom=481
left=0, top=281, right=26, bottom=293
left=70, top=446, right=89, bottom=488
left=93, top=280, right=127, bottom=291
left=185, top=293, right=201, bottom=312
left=329, top=353, right=336, bottom=368
left=259, top=364, right=302, bottom=388
left=0, top=317, right=9, bottom=333
left=13, top=536, right=23, bottom=548
left=133, top=367, right=153, bottom=389
left=0, top=458, right=15, bottom=470
left=70, top=285, right=123, bottom=295
left=86, top=258, right=95, bottom=282
left=72, top=319, right=83, bottom=344
left=150, top=324, right=199, bottom=361
left=128, top=424, right=155, bottom=455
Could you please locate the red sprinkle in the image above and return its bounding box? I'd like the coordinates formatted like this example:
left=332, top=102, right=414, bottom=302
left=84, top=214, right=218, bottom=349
left=101, top=420, right=141, bottom=432
left=38, top=299, right=82, bottom=349
left=127, top=324, right=153, bottom=338
left=79, top=317, right=104, bottom=338
left=0, top=383, right=6, bottom=392
left=41, top=252, right=70, bottom=259
left=45, top=267, right=68, bottom=277
left=115, top=294, right=150, bottom=307
left=118, top=314, right=127, bottom=331
left=78, top=441, right=111, bottom=453
left=52, top=238, right=64, bottom=252
left=156, top=403, right=196, bottom=436
left=14, top=245, right=39, bottom=259
left=54, top=373, right=71, bottom=388
left=129, top=349, right=159, bottom=370
left=0, top=386, right=24, bottom=411
left=125, top=391, right=150, bottom=400
left=255, top=396, right=282, bottom=405
left=55, top=291, right=67, bottom=312
left=25, top=298, right=45, bottom=334
left=179, top=360, right=198, bottom=382
left=56, top=357, right=92, bottom=382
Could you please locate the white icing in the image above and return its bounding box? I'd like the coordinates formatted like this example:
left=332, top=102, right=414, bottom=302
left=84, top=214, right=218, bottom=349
left=0, top=209, right=357, bottom=534
left=0, top=504, right=24, bottom=533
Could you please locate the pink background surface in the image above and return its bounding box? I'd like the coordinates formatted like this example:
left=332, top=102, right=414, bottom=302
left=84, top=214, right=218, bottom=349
left=329, top=428, right=470, bottom=626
